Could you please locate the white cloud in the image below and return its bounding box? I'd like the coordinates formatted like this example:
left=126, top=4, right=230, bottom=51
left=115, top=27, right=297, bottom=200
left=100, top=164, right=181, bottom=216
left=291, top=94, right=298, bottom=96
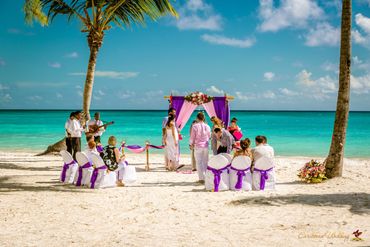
left=28, top=95, right=43, bottom=101
left=353, top=13, right=370, bottom=48
left=97, top=90, right=105, bottom=96
left=175, top=0, right=222, bottom=31
left=321, top=61, right=338, bottom=72
left=16, top=82, right=67, bottom=88
left=65, top=52, right=78, bottom=58
left=296, top=69, right=337, bottom=100
left=263, top=72, right=275, bottom=81
left=1, top=94, right=12, bottom=103
left=351, top=74, right=370, bottom=94
left=56, top=93, right=63, bottom=99
left=206, top=85, right=224, bottom=95
left=118, top=90, right=136, bottom=99
left=145, top=90, right=164, bottom=98
left=77, top=90, right=83, bottom=97
left=48, top=62, right=61, bottom=68
left=235, top=91, right=255, bottom=101
left=355, top=13, right=370, bottom=34
left=304, top=22, right=340, bottom=47
left=70, top=71, right=139, bottom=80
left=352, top=56, right=370, bottom=71
left=0, top=84, right=12, bottom=103
left=0, top=58, right=5, bottom=66
left=262, top=90, right=276, bottom=99
left=7, top=28, right=34, bottom=36
left=279, top=88, right=300, bottom=96
left=258, top=0, right=324, bottom=32
left=201, top=34, right=255, bottom=48
left=358, top=0, right=370, bottom=7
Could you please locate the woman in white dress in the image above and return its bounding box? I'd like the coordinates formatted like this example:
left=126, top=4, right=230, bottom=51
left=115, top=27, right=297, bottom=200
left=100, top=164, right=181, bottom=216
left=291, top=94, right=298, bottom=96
left=163, top=115, right=179, bottom=171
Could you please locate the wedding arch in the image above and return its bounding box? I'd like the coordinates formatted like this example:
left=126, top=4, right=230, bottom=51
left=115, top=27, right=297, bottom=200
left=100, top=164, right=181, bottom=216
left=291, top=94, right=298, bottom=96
left=165, top=92, right=234, bottom=131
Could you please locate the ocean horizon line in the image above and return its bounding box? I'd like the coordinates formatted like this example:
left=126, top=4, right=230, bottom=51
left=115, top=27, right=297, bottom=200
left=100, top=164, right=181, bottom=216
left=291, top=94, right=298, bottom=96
left=1, top=109, right=370, bottom=113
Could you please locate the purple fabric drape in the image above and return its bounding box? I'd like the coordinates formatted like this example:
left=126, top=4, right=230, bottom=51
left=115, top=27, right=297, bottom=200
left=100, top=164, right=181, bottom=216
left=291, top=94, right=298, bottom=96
left=213, top=97, right=230, bottom=127
left=170, top=96, right=185, bottom=121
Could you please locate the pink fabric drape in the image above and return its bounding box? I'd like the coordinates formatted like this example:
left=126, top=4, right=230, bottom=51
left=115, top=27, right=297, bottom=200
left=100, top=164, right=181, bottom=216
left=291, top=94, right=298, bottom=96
left=176, top=101, right=198, bottom=131
left=202, top=101, right=217, bottom=119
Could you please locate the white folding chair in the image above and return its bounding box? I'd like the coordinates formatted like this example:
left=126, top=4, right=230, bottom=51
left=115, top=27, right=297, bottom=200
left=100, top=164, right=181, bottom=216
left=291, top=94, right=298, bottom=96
left=90, top=153, right=116, bottom=189
left=252, top=156, right=275, bottom=191
left=229, top=156, right=252, bottom=191
left=75, top=152, right=93, bottom=187
left=59, top=150, right=78, bottom=184
left=205, top=154, right=230, bottom=192
left=220, top=153, right=232, bottom=165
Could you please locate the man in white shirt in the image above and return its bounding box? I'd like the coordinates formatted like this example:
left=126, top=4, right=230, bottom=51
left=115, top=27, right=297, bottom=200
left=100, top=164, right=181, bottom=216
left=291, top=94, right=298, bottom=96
left=88, top=112, right=105, bottom=144
left=252, top=135, right=275, bottom=162
left=70, top=111, right=85, bottom=160
left=64, top=112, right=74, bottom=154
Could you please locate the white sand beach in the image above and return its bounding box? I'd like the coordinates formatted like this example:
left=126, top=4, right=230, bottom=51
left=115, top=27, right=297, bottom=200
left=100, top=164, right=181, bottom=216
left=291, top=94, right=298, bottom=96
left=0, top=151, right=369, bottom=247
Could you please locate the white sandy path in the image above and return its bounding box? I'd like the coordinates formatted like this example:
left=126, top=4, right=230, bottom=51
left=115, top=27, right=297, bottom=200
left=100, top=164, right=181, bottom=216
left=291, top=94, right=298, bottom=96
left=0, top=151, right=369, bottom=247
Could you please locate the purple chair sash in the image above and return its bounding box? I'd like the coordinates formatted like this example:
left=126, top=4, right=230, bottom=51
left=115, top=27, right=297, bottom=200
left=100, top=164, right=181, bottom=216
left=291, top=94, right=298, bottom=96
left=207, top=165, right=230, bottom=192
left=97, top=145, right=103, bottom=153
left=253, top=167, right=274, bottom=190
left=76, top=162, right=92, bottom=186
left=60, top=160, right=76, bottom=182
left=230, top=167, right=250, bottom=190
left=90, top=166, right=107, bottom=189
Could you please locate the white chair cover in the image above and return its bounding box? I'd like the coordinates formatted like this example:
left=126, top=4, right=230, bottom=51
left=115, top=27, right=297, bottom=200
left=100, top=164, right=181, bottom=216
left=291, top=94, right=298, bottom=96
left=220, top=153, right=232, bottom=164
left=229, top=156, right=252, bottom=191
left=252, top=156, right=275, bottom=191
left=205, top=155, right=230, bottom=192
left=121, top=163, right=137, bottom=184
left=90, top=153, right=116, bottom=189
left=74, top=152, right=93, bottom=186
left=59, top=150, right=78, bottom=184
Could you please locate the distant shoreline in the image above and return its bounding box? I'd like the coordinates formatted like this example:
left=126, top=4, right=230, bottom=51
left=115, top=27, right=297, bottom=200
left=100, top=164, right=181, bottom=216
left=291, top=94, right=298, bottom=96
left=1, top=109, right=370, bottom=113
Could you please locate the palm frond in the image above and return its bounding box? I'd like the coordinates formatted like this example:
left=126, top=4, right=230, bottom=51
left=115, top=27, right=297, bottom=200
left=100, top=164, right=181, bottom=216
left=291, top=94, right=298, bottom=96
left=24, top=0, right=48, bottom=26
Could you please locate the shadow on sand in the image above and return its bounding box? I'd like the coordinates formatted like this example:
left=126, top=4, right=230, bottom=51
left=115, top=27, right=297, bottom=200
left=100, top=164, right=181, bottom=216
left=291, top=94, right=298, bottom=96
left=0, top=176, right=88, bottom=193
left=0, top=163, right=59, bottom=172
left=230, top=193, right=370, bottom=215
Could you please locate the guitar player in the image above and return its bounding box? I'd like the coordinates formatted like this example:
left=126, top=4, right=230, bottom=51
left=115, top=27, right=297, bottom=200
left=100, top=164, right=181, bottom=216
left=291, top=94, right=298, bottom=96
left=87, top=112, right=105, bottom=144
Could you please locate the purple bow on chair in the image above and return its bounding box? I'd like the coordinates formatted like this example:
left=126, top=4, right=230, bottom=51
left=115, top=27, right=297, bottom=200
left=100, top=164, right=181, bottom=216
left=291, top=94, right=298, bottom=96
left=230, top=167, right=250, bottom=190
left=253, top=167, right=273, bottom=190
left=90, top=166, right=107, bottom=189
left=76, top=162, right=92, bottom=186
left=60, top=160, right=76, bottom=182
left=207, top=165, right=230, bottom=192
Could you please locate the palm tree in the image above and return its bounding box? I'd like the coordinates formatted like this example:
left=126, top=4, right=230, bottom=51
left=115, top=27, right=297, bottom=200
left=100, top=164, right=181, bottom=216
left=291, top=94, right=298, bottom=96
left=325, top=0, right=352, bottom=178
left=24, top=0, right=178, bottom=120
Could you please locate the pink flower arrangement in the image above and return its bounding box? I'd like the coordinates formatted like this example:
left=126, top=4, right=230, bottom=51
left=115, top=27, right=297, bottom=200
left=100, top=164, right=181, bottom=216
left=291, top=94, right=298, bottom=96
left=185, top=91, right=213, bottom=105
left=297, top=160, right=327, bottom=183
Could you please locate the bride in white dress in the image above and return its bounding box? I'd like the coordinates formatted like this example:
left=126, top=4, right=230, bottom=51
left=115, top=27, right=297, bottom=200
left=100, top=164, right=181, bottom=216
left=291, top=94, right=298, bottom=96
left=163, top=115, right=179, bottom=171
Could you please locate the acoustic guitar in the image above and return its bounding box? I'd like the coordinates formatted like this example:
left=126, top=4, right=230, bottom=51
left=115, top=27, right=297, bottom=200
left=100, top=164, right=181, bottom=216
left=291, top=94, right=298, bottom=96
left=86, top=121, right=114, bottom=135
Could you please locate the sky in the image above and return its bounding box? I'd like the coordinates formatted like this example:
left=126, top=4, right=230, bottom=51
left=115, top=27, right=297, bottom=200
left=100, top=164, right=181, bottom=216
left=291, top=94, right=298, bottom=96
left=0, top=0, right=370, bottom=110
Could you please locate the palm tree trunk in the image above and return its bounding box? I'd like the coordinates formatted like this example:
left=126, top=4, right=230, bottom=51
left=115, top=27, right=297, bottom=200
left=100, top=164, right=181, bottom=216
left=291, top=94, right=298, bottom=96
left=83, top=44, right=99, bottom=121
left=325, top=0, right=351, bottom=178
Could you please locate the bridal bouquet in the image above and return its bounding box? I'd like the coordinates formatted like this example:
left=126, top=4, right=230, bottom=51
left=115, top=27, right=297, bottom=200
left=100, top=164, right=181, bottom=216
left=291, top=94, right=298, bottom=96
left=298, top=160, right=327, bottom=183
left=185, top=91, right=213, bottom=105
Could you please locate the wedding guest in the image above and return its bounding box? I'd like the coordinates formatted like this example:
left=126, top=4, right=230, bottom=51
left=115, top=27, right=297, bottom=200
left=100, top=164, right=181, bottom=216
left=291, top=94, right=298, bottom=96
left=65, top=111, right=74, bottom=155
left=252, top=135, right=275, bottom=161
left=189, top=112, right=211, bottom=183
left=87, top=112, right=105, bottom=144
left=100, top=136, right=127, bottom=187
left=212, top=128, right=235, bottom=155
left=70, top=111, right=85, bottom=160
left=85, top=140, right=99, bottom=162
left=162, top=107, right=176, bottom=168
left=210, top=116, right=224, bottom=152
left=189, top=120, right=198, bottom=172
left=163, top=115, right=179, bottom=171
left=233, top=138, right=253, bottom=160
left=228, top=117, right=242, bottom=140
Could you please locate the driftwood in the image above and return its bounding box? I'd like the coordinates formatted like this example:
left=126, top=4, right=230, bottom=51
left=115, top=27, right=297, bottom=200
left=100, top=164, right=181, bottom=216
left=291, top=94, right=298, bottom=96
left=36, top=138, right=67, bottom=156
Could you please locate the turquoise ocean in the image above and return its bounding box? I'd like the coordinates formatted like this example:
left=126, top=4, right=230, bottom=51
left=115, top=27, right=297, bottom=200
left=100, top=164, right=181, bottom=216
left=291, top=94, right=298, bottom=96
left=0, top=110, right=369, bottom=158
